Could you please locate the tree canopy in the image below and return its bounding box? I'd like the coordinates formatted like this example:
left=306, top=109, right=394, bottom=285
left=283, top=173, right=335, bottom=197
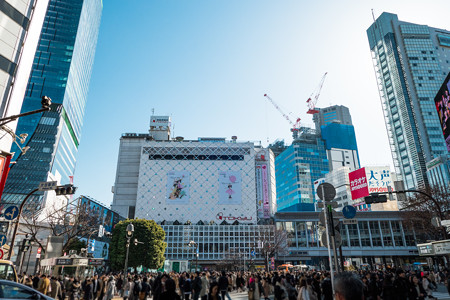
left=109, top=219, right=166, bottom=270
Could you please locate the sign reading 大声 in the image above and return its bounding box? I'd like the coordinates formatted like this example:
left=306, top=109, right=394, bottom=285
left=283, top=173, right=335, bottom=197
left=365, top=166, right=392, bottom=194
left=349, top=167, right=369, bottom=200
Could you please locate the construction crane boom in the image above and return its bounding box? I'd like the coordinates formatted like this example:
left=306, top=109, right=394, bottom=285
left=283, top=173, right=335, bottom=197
left=306, top=72, right=327, bottom=114
left=264, top=94, right=301, bottom=138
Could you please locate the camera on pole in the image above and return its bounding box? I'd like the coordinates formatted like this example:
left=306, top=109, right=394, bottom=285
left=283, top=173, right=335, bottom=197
left=55, top=184, right=77, bottom=196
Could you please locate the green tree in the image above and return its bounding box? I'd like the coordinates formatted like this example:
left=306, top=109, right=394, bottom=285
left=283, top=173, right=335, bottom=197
left=109, top=219, right=166, bottom=270
left=65, top=237, right=87, bottom=253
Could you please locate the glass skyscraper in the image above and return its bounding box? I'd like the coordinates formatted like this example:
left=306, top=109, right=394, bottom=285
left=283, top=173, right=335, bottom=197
left=367, top=12, right=450, bottom=190
left=2, top=0, right=102, bottom=206
left=275, top=128, right=329, bottom=212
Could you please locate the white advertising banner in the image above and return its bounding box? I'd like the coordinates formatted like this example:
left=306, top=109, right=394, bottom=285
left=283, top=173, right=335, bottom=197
left=218, top=171, right=242, bottom=205
left=365, top=166, right=392, bottom=193
left=166, top=171, right=190, bottom=205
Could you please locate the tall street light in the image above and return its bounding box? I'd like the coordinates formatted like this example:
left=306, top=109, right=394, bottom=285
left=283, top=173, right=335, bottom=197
left=123, top=223, right=134, bottom=284
left=188, top=240, right=198, bottom=271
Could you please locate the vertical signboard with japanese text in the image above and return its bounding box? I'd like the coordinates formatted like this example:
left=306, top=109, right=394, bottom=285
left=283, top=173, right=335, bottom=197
left=261, top=165, right=270, bottom=218
left=256, top=166, right=264, bottom=219
left=349, top=167, right=369, bottom=200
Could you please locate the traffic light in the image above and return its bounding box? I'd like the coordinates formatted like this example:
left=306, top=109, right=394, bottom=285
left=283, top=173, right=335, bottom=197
left=55, top=184, right=77, bottom=196
left=21, top=239, right=31, bottom=252
left=364, top=193, right=388, bottom=204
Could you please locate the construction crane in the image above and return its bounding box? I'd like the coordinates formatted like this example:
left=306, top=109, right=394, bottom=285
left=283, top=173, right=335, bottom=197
left=306, top=72, right=328, bottom=114
left=264, top=94, right=301, bottom=139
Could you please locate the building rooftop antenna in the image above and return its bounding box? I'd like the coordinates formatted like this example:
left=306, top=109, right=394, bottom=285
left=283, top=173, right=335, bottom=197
left=151, top=108, right=155, bottom=116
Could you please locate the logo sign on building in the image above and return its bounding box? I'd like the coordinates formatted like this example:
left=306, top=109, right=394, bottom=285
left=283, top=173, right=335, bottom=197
left=166, top=171, right=190, bottom=205
left=150, top=116, right=171, bottom=127
left=433, top=71, right=450, bottom=151
left=349, top=168, right=369, bottom=200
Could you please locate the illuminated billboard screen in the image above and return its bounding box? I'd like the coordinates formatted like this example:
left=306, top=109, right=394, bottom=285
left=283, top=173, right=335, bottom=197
left=434, top=72, right=450, bottom=152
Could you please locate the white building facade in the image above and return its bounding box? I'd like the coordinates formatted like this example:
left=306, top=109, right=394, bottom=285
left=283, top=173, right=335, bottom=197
left=111, top=117, right=277, bottom=266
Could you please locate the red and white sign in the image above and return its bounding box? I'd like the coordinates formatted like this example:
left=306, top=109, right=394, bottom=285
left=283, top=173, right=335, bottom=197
left=0, top=248, right=4, bottom=259
left=349, top=167, right=369, bottom=200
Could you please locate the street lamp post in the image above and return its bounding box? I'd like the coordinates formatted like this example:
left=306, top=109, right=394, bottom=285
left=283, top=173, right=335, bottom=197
left=188, top=241, right=198, bottom=271
left=123, top=223, right=134, bottom=284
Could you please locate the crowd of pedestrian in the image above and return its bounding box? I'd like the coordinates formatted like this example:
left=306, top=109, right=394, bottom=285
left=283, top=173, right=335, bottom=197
left=17, top=267, right=450, bottom=300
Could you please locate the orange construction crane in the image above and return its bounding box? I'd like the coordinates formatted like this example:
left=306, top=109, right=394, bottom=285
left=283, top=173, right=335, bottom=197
left=264, top=94, right=301, bottom=137
left=306, top=72, right=327, bottom=114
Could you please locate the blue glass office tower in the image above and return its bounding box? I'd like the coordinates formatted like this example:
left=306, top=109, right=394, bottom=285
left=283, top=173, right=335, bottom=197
left=275, top=128, right=329, bottom=212
left=321, top=123, right=360, bottom=171
left=367, top=13, right=450, bottom=190
left=2, top=0, right=102, bottom=206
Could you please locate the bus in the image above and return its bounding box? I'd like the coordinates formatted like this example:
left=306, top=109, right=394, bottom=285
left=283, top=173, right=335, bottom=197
left=277, top=264, right=294, bottom=272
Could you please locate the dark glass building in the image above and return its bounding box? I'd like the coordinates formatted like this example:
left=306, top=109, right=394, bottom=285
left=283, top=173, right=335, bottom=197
left=2, top=0, right=102, bottom=206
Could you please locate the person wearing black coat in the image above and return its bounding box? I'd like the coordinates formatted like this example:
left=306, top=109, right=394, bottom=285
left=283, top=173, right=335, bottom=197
left=218, top=271, right=229, bottom=300
left=160, top=279, right=181, bottom=300
left=183, top=275, right=193, bottom=300
left=393, top=270, right=410, bottom=300
left=409, top=276, right=426, bottom=300
left=192, top=272, right=203, bottom=300
left=312, top=274, right=321, bottom=300
left=84, top=278, right=94, bottom=300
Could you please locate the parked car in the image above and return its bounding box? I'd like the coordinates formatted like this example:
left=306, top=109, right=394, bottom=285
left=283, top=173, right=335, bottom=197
left=0, top=260, right=18, bottom=282
left=0, top=279, right=53, bottom=299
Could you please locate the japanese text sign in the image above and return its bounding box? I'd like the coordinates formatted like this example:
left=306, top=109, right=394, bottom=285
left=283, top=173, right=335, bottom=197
left=349, top=167, right=369, bottom=200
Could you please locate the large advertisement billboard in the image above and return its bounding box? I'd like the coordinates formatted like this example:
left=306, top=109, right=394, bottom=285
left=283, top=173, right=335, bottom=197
left=349, top=167, right=369, bottom=200
left=166, top=171, right=190, bottom=205
left=366, top=166, right=392, bottom=194
left=434, top=72, right=450, bottom=151
left=218, top=171, right=242, bottom=205
left=80, top=197, right=123, bottom=233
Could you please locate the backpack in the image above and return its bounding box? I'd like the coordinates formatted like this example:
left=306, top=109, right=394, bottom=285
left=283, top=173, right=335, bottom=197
left=133, top=281, right=141, bottom=295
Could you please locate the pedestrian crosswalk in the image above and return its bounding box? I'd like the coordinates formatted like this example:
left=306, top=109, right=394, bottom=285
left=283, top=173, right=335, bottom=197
left=434, top=291, right=450, bottom=300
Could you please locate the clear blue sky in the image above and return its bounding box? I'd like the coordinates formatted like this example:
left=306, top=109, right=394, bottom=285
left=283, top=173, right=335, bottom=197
left=74, top=0, right=450, bottom=206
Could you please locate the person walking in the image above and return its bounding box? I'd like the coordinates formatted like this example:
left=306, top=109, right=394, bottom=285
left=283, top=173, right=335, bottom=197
left=249, top=276, right=263, bottom=300
left=192, top=272, right=203, bottom=300
left=105, top=276, right=117, bottom=300
left=409, top=275, right=426, bottom=300
left=218, top=271, right=229, bottom=300
left=160, top=278, right=181, bottom=300
left=200, top=272, right=209, bottom=300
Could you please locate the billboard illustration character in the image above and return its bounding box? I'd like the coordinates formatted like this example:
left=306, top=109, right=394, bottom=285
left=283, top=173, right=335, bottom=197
left=169, top=176, right=186, bottom=199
